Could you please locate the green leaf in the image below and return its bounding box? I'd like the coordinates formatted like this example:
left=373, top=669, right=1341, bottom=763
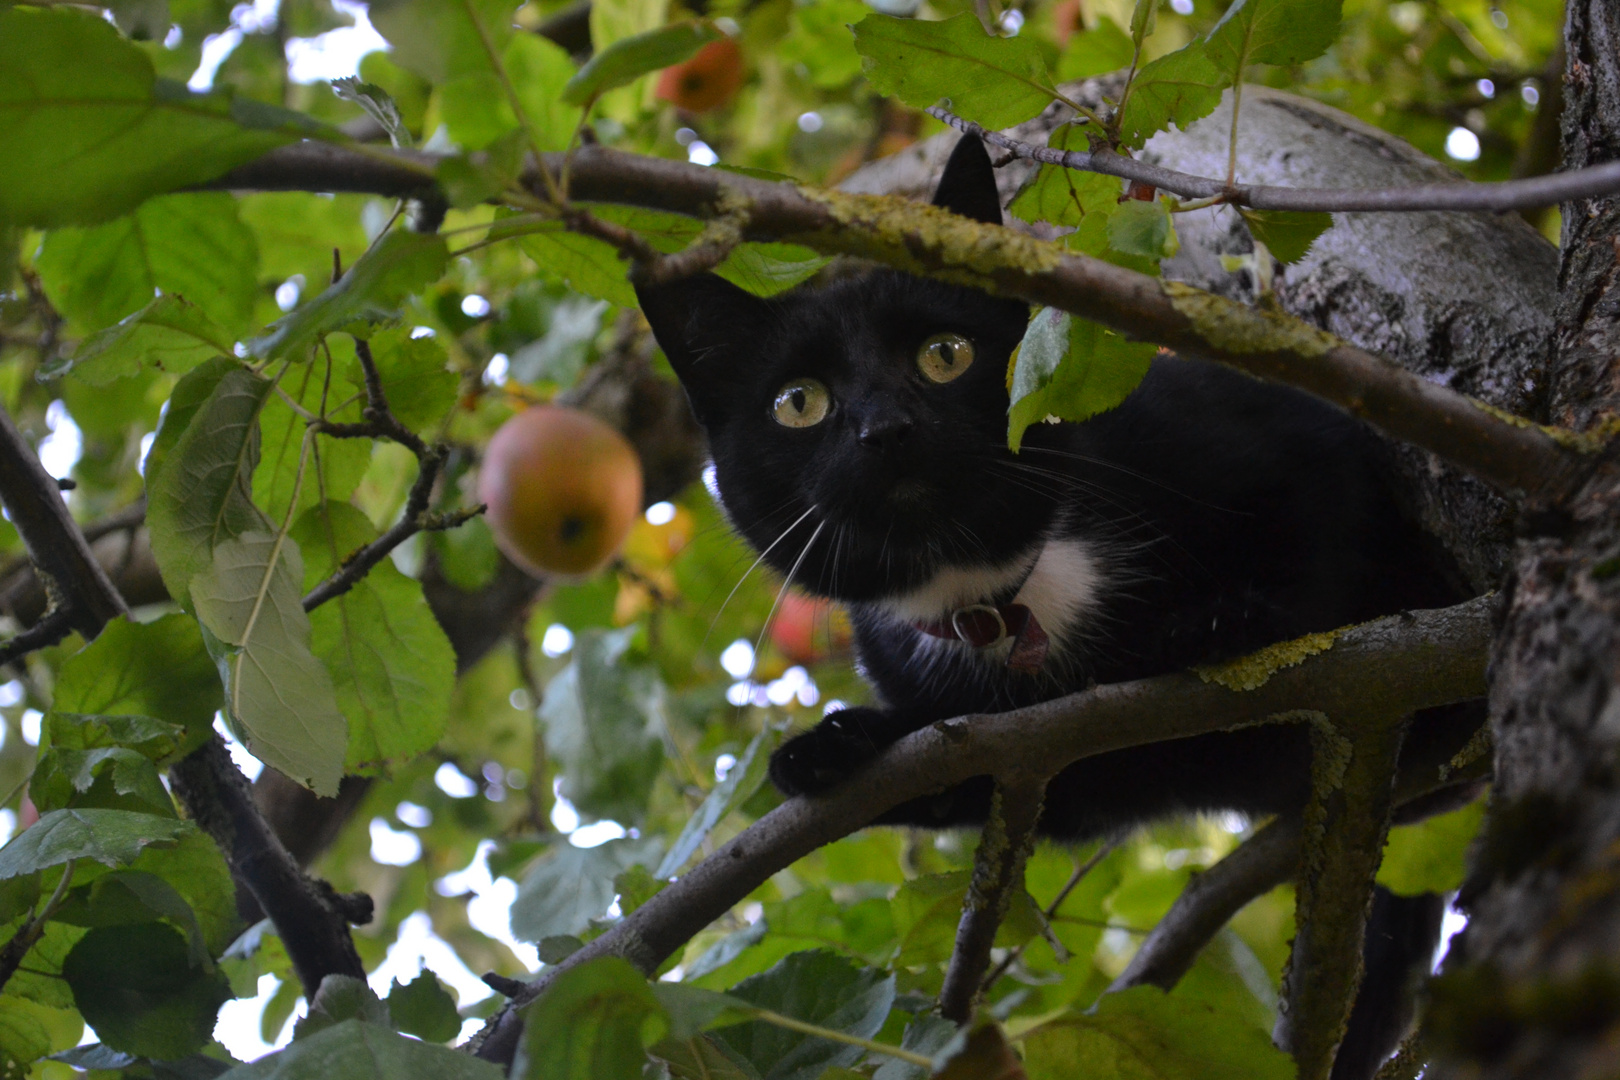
left=144, top=358, right=274, bottom=603
left=1007, top=308, right=1155, bottom=452
left=387, top=972, right=462, bottom=1043
left=516, top=225, right=638, bottom=308
left=715, top=951, right=894, bottom=1080
left=779, top=0, right=869, bottom=89
left=35, top=192, right=260, bottom=335
left=291, top=502, right=456, bottom=774
left=51, top=614, right=222, bottom=745
left=192, top=532, right=348, bottom=796
left=1021, top=985, right=1294, bottom=1080
left=517, top=957, right=668, bottom=1080
left=332, top=77, right=412, bottom=148
left=249, top=231, right=450, bottom=361
left=252, top=359, right=372, bottom=527
left=1237, top=208, right=1333, bottom=265
left=652, top=1034, right=765, bottom=1080
left=1107, top=198, right=1179, bottom=259
left=541, top=628, right=667, bottom=824
left=38, top=294, right=235, bottom=385
left=1008, top=127, right=1120, bottom=229
left=1377, top=796, right=1486, bottom=896
left=853, top=12, right=1057, bottom=131
left=237, top=192, right=372, bottom=294
left=295, top=975, right=391, bottom=1040
left=656, top=723, right=779, bottom=878
left=339, top=328, right=458, bottom=432
left=0, top=6, right=306, bottom=228
left=53, top=870, right=210, bottom=967
left=1128, top=0, right=1157, bottom=45
left=368, top=0, right=516, bottom=84
left=651, top=983, right=755, bottom=1041
left=1115, top=43, right=1227, bottom=149
left=0, top=809, right=192, bottom=879
left=891, top=872, right=1040, bottom=966
left=1204, top=0, right=1343, bottom=75
left=121, top=825, right=239, bottom=958
left=440, top=34, right=582, bottom=153
left=0, top=995, right=52, bottom=1076
left=510, top=837, right=662, bottom=942
left=716, top=244, right=832, bottom=299
left=218, top=1019, right=505, bottom=1080
left=563, top=21, right=721, bottom=106
left=1056, top=15, right=1135, bottom=81
left=30, top=740, right=175, bottom=816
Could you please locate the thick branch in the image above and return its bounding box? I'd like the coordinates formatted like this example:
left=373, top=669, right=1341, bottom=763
left=471, top=597, right=1493, bottom=1065
left=210, top=144, right=1581, bottom=499
left=927, top=107, right=1620, bottom=213
left=939, top=778, right=1046, bottom=1023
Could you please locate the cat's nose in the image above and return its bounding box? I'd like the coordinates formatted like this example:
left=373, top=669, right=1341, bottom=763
left=857, top=415, right=913, bottom=453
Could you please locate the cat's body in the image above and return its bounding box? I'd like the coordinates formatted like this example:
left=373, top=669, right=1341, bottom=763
left=636, top=135, right=1474, bottom=1079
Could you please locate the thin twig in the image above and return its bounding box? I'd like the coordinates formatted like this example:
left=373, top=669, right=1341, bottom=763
left=928, top=106, right=1620, bottom=213
left=983, top=837, right=1118, bottom=991
left=0, top=606, right=76, bottom=668
left=0, top=858, right=74, bottom=997
left=940, top=778, right=1048, bottom=1022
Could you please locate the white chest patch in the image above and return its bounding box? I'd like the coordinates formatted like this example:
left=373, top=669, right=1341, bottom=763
left=1010, top=537, right=1108, bottom=650
left=874, top=537, right=1107, bottom=650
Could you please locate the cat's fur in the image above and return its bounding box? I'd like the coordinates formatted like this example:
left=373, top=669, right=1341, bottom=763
left=636, top=135, right=1476, bottom=1079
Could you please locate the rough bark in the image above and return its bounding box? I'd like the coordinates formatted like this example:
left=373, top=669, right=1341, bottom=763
left=843, top=82, right=1559, bottom=593
left=1427, top=3, right=1620, bottom=1077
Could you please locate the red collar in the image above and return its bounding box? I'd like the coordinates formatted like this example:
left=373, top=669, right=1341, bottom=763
left=913, top=602, right=1049, bottom=674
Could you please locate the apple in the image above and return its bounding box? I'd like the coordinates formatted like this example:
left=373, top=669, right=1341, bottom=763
left=770, top=589, right=852, bottom=665
left=656, top=38, right=745, bottom=113
left=478, top=405, right=644, bottom=577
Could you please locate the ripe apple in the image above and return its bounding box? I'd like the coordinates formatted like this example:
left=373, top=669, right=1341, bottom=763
left=478, top=405, right=644, bottom=577
left=656, top=38, right=745, bottom=113
left=770, top=589, right=852, bottom=665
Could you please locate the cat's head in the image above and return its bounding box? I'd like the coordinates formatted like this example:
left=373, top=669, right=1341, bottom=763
left=636, top=136, right=1053, bottom=602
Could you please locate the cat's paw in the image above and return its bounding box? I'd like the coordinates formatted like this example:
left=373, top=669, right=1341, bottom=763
left=768, top=708, right=893, bottom=796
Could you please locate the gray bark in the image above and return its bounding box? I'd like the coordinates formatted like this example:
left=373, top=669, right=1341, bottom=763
left=843, top=83, right=1561, bottom=592
left=1427, top=2, right=1620, bottom=1076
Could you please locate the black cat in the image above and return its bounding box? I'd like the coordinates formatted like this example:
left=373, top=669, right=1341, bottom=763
left=636, top=135, right=1475, bottom=1079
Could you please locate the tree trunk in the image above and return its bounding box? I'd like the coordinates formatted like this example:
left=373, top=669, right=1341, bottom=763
left=1427, top=3, right=1620, bottom=1076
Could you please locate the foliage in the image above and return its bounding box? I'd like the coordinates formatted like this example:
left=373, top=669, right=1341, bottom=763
left=0, top=0, right=1549, bottom=1073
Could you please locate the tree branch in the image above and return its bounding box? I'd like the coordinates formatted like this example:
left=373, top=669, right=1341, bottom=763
left=0, top=404, right=129, bottom=640
left=939, top=777, right=1046, bottom=1023
left=470, top=596, right=1494, bottom=1065
left=167, top=737, right=369, bottom=997
left=208, top=143, right=1583, bottom=500
left=1111, top=814, right=1304, bottom=994
left=1278, top=711, right=1408, bottom=1080
left=926, top=107, right=1620, bottom=214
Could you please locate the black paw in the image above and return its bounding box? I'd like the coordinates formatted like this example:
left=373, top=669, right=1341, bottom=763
left=768, top=707, right=893, bottom=797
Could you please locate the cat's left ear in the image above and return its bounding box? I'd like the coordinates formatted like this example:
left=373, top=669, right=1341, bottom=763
left=932, top=135, right=1003, bottom=225
left=635, top=272, right=769, bottom=425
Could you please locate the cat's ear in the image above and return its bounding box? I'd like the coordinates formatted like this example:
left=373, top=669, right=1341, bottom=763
left=932, top=135, right=1003, bottom=225
left=635, top=272, right=768, bottom=423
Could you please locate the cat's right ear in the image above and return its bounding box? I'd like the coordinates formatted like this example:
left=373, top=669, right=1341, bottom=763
left=635, top=272, right=769, bottom=426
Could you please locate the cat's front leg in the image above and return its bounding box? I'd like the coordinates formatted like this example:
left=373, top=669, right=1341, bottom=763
left=768, top=706, right=933, bottom=796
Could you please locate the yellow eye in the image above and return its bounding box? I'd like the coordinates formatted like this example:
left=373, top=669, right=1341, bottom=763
left=917, top=333, right=975, bottom=383
left=773, top=378, right=831, bottom=428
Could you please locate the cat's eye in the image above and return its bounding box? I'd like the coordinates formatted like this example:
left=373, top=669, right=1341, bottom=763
left=916, top=333, right=975, bottom=383
left=773, top=378, right=831, bottom=428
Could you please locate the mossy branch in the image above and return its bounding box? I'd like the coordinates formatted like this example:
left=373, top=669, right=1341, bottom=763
left=469, top=597, right=1493, bottom=1066
left=209, top=142, right=1584, bottom=500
